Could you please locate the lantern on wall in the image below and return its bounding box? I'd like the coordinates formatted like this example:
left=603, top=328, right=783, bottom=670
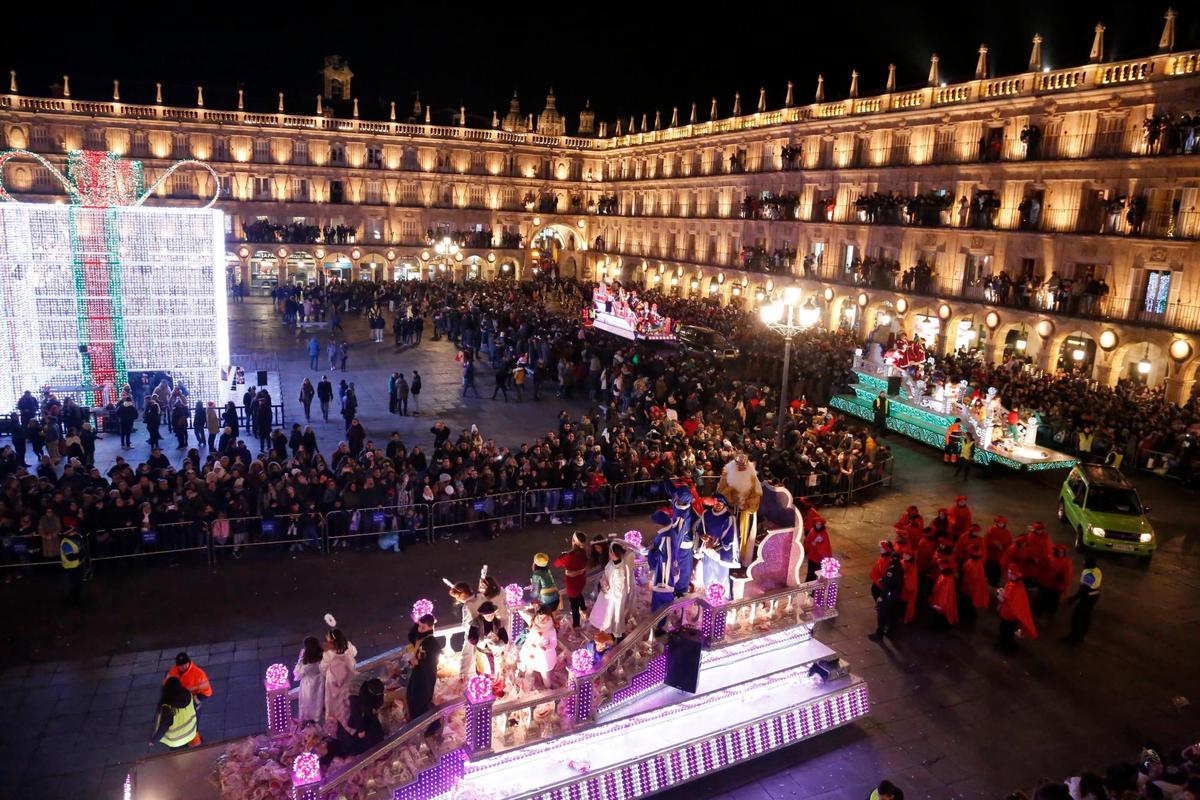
left=1098, top=329, right=1118, bottom=351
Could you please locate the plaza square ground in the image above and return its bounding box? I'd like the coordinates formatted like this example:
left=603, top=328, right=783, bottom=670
left=0, top=298, right=1197, bottom=800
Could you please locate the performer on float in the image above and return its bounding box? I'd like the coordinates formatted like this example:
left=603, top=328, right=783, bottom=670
left=803, top=517, right=833, bottom=582
left=694, top=493, right=739, bottom=598
left=466, top=601, right=509, bottom=688
left=717, top=453, right=763, bottom=567
left=647, top=487, right=698, bottom=612
left=553, top=532, right=590, bottom=628
left=590, top=542, right=634, bottom=637
left=518, top=610, right=558, bottom=690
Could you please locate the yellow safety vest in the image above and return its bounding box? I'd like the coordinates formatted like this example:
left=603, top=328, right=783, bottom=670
left=60, top=537, right=82, bottom=569
left=1080, top=567, right=1103, bottom=591
left=158, top=699, right=197, bottom=748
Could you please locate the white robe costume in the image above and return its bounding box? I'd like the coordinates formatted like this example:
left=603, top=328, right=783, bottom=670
left=590, top=553, right=635, bottom=637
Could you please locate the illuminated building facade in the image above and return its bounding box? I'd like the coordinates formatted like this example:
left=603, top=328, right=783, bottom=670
left=2, top=14, right=1199, bottom=400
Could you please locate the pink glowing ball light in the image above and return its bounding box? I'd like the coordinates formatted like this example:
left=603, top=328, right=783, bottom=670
left=818, top=557, right=842, bottom=579
left=624, top=530, right=643, bottom=547
left=706, top=582, right=727, bottom=606
left=465, top=674, right=495, bottom=704
left=264, top=662, right=290, bottom=691
left=504, top=583, right=524, bottom=608
left=411, top=597, right=434, bottom=623
left=571, top=647, right=594, bottom=675
left=291, top=751, right=321, bottom=786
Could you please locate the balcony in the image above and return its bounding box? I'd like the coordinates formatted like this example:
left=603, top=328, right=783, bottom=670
left=601, top=133, right=1200, bottom=186
left=591, top=245, right=1200, bottom=334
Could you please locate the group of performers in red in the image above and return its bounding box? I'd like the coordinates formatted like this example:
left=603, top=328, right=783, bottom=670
left=882, top=333, right=928, bottom=370
left=591, top=281, right=673, bottom=336
left=869, top=496, right=1073, bottom=651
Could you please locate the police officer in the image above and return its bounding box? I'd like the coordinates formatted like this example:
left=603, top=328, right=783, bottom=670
left=60, top=527, right=84, bottom=606
left=869, top=552, right=906, bottom=641
left=1062, top=556, right=1102, bottom=643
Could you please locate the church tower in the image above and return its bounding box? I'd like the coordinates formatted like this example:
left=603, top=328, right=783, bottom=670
left=322, top=55, right=353, bottom=101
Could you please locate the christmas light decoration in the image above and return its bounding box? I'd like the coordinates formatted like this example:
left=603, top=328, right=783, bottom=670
left=264, top=663, right=290, bottom=691
left=817, top=557, right=841, bottom=579
left=0, top=162, right=228, bottom=409
left=504, top=582, right=524, bottom=608
left=291, top=752, right=320, bottom=785
left=411, top=597, right=434, bottom=622
left=706, top=582, right=727, bottom=606
left=465, top=674, right=495, bottom=704
left=623, top=530, right=643, bottom=548
left=571, top=647, right=595, bottom=676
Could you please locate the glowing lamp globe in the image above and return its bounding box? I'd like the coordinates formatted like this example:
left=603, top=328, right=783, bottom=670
left=264, top=663, right=290, bottom=691
left=706, top=582, right=727, bottom=606
left=504, top=583, right=524, bottom=608
left=411, top=597, right=434, bottom=622
left=624, top=530, right=643, bottom=548
left=818, top=557, right=842, bottom=579
left=465, top=674, right=495, bottom=704
left=291, top=752, right=321, bottom=786
left=570, top=648, right=594, bottom=675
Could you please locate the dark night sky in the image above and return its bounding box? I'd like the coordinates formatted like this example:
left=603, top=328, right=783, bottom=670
left=7, top=2, right=1196, bottom=133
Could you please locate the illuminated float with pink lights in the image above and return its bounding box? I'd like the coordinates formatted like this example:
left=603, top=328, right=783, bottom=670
left=128, top=479, right=866, bottom=800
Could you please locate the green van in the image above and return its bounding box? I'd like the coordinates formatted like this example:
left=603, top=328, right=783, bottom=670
left=1058, top=464, right=1155, bottom=560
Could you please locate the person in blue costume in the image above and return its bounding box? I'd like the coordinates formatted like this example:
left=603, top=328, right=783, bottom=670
left=647, top=487, right=697, bottom=612
left=695, top=493, right=739, bottom=598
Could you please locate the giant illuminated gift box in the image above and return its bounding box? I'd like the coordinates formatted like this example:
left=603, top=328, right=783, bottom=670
left=0, top=150, right=228, bottom=410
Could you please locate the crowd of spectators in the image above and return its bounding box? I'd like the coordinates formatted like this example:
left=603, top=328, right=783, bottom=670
left=0, top=277, right=888, bottom=571
left=1002, top=741, right=1200, bottom=800
left=917, top=349, right=1199, bottom=482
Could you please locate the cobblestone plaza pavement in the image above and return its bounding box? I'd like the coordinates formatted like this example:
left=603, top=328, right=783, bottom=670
left=1, top=298, right=1198, bottom=800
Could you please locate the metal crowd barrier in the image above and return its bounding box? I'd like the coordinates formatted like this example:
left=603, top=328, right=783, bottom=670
left=2, top=466, right=896, bottom=573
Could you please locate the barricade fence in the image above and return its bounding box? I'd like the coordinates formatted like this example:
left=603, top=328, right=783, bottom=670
left=0, top=466, right=896, bottom=571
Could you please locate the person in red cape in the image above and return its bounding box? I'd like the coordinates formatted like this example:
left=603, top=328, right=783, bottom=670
left=958, top=536, right=990, bottom=617
left=998, top=563, right=1038, bottom=651
left=893, top=530, right=912, bottom=557
left=915, top=526, right=937, bottom=579
left=901, top=551, right=920, bottom=624
left=1015, top=523, right=1051, bottom=597
left=1027, top=521, right=1053, bottom=565
left=895, top=505, right=923, bottom=535
left=984, top=516, right=1012, bottom=585
left=953, top=523, right=983, bottom=566
left=947, top=496, right=972, bottom=540
left=803, top=518, right=833, bottom=582
left=930, top=564, right=960, bottom=628
left=1038, top=544, right=1074, bottom=617
left=870, top=540, right=893, bottom=601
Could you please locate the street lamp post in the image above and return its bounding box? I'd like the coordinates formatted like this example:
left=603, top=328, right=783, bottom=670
left=760, top=288, right=821, bottom=448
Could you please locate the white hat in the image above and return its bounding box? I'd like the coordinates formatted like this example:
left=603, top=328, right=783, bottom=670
left=445, top=485, right=455, bottom=496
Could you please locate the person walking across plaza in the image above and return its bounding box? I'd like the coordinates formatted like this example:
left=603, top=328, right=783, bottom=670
left=461, top=357, right=480, bottom=398
left=327, top=339, right=339, bottom=372
left=150, top=677, right=199, bottom=749
left=491, top=363, right=510, bottom=402
left=165, top=652, right=213, bottom=707
left=299, top=378, right=315, bottom=423
left=1063, top=556, right=1102, bottom=643
left=307, top=336, right=321, bottom=371
left=118, top=398, right=138, bottom=449
left=317, top=376, right=333, bottom=422
left=164, top=652, right=213, bottom=742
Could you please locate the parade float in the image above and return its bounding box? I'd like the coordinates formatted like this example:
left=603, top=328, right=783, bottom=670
left=829, top=335, right=1078, bottom=472
left=585, top=281, right=676, bottom=342
left=127, top=482, right=866, bottom=800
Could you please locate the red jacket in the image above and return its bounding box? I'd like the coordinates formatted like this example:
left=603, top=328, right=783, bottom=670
left=999, top=579, right=1038, bottom=638
left=947, top=504, right=972, bottom=539
left=984, top=524, right=1012, bottom=563
left=553, top=547, right=589, bottom=598
left=165, top=663, right=213, bottom=698
left=804, top=525, right=833, bottom=564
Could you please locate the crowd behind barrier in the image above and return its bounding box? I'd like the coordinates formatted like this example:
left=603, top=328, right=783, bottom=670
left=0, top=460, right=893, bottom=573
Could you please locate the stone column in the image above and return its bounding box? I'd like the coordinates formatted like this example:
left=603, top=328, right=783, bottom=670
left=1165, top=376, right=1194, bottom=406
